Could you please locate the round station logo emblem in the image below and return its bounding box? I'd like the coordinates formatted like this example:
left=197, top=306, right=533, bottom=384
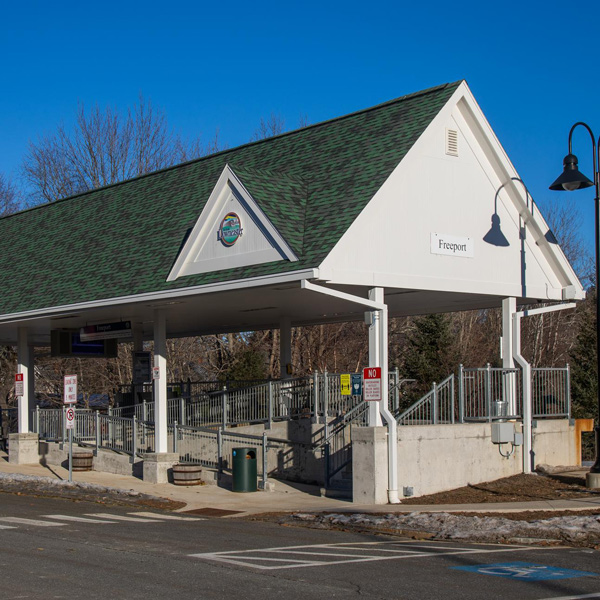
left=218, top=212, right=243, bottom=246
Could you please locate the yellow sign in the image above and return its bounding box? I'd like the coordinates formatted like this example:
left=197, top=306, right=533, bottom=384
left=340, top=374, right=351, bottom=396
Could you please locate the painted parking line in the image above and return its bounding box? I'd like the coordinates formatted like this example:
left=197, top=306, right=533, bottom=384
left=190, top=540, right=545, bottom=571
left=131, top=512, right=206, bottom=521
left=43, top=514, right=120, bottom=524
left=0, top=517, right=65, bottom=527
left=452, top=562, right=598, bottom=581
left=84, top=513, right=163, bottom=523
left=538, top=594, right=600, bottom=600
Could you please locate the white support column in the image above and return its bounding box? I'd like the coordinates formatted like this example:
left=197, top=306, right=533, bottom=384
left=153, top=310, right=168, bottom=454
left=511, top=303, right=574, bottom=475
left=27, top=345, right=36, bottom=419
left=502, top=298, right=517, bottom=415
left=368, top=288, right=383, bottom=427
left=513, top=313, right=532, bottom=474
left=17, top=327, right=30, bottom=433
left=502, top=298, right=516, bottom=368
left=279, top=316, right=292, bottom=380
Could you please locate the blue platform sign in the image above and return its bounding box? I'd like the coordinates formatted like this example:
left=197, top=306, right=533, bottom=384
left=452, top=562, right=597, bottom=581
left=351, top=373, right=362, bottom=396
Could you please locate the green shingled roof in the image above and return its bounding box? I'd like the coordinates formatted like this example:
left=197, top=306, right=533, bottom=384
left=0, top=81, right=460, bottom=315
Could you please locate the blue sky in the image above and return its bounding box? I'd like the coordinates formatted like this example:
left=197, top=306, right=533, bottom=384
left=1, top=0, right=599, bottom=251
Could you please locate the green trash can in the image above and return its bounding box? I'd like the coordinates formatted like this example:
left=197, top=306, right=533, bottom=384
left=232, top=447, right=257, bottom=492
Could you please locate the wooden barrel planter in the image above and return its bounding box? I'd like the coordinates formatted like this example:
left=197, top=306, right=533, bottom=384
left=72, top=451, right=94, bottom=472
left=172, top=464, right=202, bottom=486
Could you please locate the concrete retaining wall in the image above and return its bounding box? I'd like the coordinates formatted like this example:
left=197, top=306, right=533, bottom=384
left=352, top=419, right=578, bottom=502
left=533, top=419, right=578, bottom=467
left=394, top=419, right=576, bottom=499
left=395, top=422, right=523, bottom=499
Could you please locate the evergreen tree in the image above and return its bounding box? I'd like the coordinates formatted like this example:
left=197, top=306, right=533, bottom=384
left=570, top=292, right=598, bottom=419
left=401, top=313, right=456, bottom=400
left=222, top=348, right=267, bottom=383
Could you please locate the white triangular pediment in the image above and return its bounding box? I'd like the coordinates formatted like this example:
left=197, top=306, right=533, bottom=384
left=167, top=164, right=298, bottom=281
left=318, top=82, right=585, bottom=303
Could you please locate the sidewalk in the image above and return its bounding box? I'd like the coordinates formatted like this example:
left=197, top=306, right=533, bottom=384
left=1, top=453, right=599, bottom=517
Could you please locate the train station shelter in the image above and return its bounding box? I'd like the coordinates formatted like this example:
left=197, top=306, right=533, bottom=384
left=0, top=81, right=584, bottom=494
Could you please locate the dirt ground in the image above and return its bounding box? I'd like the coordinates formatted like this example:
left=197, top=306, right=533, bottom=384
left=400, top=471, right=599, bottom=508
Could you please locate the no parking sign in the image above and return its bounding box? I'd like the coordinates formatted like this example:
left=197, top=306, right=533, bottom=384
left=65, top=406, right=75, bottom=430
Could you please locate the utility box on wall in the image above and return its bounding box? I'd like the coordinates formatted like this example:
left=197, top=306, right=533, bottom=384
left=491, top=422, right=515, bottom=444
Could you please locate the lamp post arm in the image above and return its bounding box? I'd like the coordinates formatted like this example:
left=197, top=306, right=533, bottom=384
left=567, top=122, right=598, bottom=194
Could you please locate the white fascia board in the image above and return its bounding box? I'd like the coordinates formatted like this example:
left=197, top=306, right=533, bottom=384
left=317, top=267, right=561, bottom=301
left=167, top=164, right=298, bottom=282
left=0, top=268, right=319, bottom=325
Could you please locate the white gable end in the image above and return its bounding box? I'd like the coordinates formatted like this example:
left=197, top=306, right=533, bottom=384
left=319, top=82, right=584, bottom=303
left=167, top=165, right=298, bottom=281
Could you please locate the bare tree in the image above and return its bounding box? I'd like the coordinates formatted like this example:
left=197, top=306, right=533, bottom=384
left=251, top=113, right=286, bottom=141
left=543, top=198, right=593, bottom=286
left=0, top=173, right=20, bottom=216
left=23, top=96, right=219, bottom=204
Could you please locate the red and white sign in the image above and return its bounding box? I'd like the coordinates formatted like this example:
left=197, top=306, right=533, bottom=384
left=15, top=373, right=24, bottom=397
left=64, top=375, right=78, bottom=405
left=363, top=367, right=382, bottom=402
left=152, top=366, right=160, bottom=380
left=65, top=407, right=76, bottom=430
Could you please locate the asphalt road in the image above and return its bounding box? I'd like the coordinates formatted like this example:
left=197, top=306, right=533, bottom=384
left=0, top=493, right=598, bottom=600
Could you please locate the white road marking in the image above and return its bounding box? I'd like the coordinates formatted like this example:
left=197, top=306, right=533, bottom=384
left=0, top=525, right=16, bottom=529
left=43, top=514, right=119, bottom=524
left=130, top=512, right=205, bottom=521
left=84, top=513, right=162, bottom=523
left=538, top=595, right=600, bottom=600
left=0, top=517, right=64, bottom=527
left=190, top=541, right=548, bottom=571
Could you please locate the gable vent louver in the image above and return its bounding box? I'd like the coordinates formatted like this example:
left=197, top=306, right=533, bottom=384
left=445, top=128, right=459, bottom=156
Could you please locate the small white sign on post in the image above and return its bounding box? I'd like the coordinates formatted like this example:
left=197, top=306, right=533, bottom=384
left=15, top=373, right=24, bottom=397
left=65, top=406, right=76, bottom=430
left=152, top=366, right=160, bottom=380
left=64, top=375, right=78, bottom=405
left=363, top=367, right=382, bottom=402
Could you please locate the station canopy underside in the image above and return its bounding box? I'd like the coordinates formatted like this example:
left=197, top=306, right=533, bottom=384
left=0, top=278, right=526, bottom=347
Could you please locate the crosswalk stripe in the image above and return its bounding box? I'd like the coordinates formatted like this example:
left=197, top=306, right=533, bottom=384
left=85, top=513, right=162, bottom=523
left=130, top=512, right=205, bottom=521
left=43, top=515, right=119, bottom=524
left=0, top=525, right=17, bottom=529
left=0, top=517, right=64, bottom=527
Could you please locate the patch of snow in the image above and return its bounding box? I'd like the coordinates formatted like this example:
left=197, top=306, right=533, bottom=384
left=293, top=511, right=600, bottom=544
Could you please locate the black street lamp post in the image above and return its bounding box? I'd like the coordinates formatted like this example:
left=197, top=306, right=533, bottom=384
left=550, top=122, right=600, bottom=487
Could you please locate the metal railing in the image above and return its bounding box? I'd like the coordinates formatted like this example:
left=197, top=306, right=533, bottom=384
left=109, top=371, right=400, bottom=430
left=322, top=400, right=368, bottom=488
left=460, top=365, right=523, bottom=422
left=32, top=365, right=571, bottom=484
left=531, top=367, right=570, bottom=418
left=397, top=375, right=455, bottom=425
left=398, top=365, right=570, bottom=426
